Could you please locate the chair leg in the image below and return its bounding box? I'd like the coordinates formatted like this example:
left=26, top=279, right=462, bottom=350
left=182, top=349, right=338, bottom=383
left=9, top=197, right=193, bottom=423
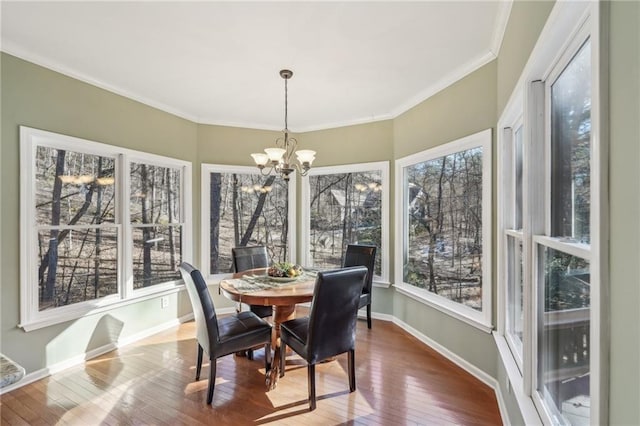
left=348, top=349, right=356, bottom=392
left=247, top=349, right=254, bottom=360
left=195, top=344, right=203, bottom=381
left=279, top=341, right=286, bottom=378
left=308, top=363, right=316, bottom=411
left=207, top=358, right=216, bottom=404
left=264, top=341, right=272, bottom=371
left=366, top=304, right=372, bottom=329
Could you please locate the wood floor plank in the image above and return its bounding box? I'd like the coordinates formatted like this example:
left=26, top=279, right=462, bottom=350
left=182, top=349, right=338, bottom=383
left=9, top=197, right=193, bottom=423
left=1, top=316, right=502, bottom=425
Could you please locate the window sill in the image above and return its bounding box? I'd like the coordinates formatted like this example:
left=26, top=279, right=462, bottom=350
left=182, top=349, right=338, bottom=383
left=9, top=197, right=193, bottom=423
left=373, top=280, right=391, bottom=289
left=394, top=284, right=493, bottom=333
left=19, top=285, right=185, bottom=332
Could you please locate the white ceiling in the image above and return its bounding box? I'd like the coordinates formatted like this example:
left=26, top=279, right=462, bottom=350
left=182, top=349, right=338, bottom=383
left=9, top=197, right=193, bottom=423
left=1, top=1, right=511, bottom=132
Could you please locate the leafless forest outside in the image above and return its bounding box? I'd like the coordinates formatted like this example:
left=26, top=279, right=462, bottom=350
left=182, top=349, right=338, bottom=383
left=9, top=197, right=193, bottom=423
left=35, top=147, right=182, bottom=311
left=208, top=172, right=289, bottom=274
left=404, top=147, right=484, bottom=311
left=308, top=171, right=382, bottom=274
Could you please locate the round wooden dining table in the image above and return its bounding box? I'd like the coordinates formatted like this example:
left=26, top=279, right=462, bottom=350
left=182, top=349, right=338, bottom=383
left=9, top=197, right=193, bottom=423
left=219, top=268, right=317, bottom=388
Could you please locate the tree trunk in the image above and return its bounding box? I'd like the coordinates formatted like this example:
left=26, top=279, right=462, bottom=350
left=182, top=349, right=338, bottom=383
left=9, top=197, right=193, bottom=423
left=210, top=172, right=222, bottom=273
left=427, top=156, right=447, bottom=294
left=43, top=149, right=66, bottom=301
left=232, top=174, right=240, bottom=246
left=240, top=175, right=276, bottom=246
left=341, top=173, right=353, bottom=259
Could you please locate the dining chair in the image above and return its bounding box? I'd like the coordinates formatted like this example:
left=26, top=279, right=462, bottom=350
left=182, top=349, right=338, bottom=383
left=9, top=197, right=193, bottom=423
left=279, top=266, right=368, bottom=411
left=179, top=262, right=272, bottom=404
left=231, top=246, right=273, bottom=319
left=343, top=244, right=377, bottom=329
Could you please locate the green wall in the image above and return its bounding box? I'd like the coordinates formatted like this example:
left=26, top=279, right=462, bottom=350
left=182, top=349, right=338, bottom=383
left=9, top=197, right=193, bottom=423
left=608, top=1, right=640, bottom=423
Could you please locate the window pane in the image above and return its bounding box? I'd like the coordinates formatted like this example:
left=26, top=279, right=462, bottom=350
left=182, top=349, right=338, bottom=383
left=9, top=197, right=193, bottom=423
left=550, top=40, right=591, bottom=244
left=130, top=163, right=181, bottom=224
left=132, top=225, right=182, bottom=288
left=37, top=227, right=118, bottom=310
left=35, top=147, right=116, bottom=226
left=506, top=236, right=524, bottom=353
left=404, top=147, right=484, bottom=311
left=208, top=173, right=289, bottom=274
left=308, top=171, right=382, bottom=274
left=538, top=246, right=590, bottom=424
left=514, top=126, right=524, bottom=230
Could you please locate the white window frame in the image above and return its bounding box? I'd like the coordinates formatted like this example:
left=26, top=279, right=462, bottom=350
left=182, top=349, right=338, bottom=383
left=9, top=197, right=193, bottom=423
left=300, top=161, right=390, bottom=285
left=19, top=126, right=192, bottom=331
left=395, top=129, right=492, bottom=332
left=200, top=163, right=297, bottom=282
left=495, top=2, right=607, bottom=424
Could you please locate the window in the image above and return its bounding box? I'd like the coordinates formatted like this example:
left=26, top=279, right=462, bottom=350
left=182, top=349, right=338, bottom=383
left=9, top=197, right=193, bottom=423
left=497, top=4, right=605, bottom=424
left=395, top=130, right=492, bottom=330
left=503, top=122, right=526, bottom=367
left=301, top=162, right=389, bottom=283
left=200, top=164, right=296, bottom=279
left=20, top=127, right=192, bottom=331
left=534, top=37, right=592, bottom=424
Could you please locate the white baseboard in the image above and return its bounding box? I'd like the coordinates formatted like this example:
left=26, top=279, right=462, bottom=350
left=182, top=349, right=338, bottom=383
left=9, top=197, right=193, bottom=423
left=0, top=312, right=194, bottom=395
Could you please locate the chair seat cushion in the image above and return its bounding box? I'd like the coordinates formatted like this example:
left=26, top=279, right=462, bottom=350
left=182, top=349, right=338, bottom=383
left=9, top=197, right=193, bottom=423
left=216, top=311, right=271, bottom=357
left=280, top=317, right=309, bottom=360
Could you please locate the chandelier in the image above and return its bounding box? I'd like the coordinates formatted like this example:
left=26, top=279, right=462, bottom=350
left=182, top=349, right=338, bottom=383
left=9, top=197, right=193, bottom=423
left=251, top=69, right=316, bottom=181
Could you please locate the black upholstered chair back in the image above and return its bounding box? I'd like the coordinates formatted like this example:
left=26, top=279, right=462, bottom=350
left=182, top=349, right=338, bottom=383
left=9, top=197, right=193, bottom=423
left=343, top=244, right=377, bottom=295
left=179, top=262, right=219, bottom=355
left=306, top=266, right=368, bottom=363
left=232, top=246, right=269, bottom=272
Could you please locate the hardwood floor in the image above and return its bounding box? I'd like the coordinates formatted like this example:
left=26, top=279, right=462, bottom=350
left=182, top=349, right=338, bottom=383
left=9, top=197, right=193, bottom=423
left=1, top=317, right=502, bottom=425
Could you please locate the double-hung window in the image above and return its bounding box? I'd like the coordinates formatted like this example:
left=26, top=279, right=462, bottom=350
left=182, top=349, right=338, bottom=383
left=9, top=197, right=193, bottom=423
left=301, top=161, right=389, bottom=283
left=497, top=3, right=605, bottom=424
left=200, top=164, right=296, bottom=280
left=20, top=127, right=192, bottom=331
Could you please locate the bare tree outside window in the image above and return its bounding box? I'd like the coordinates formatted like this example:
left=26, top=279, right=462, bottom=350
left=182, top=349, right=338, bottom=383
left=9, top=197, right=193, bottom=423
left=130, top=163, right=182, bottom=288
left=35, top=147, right=118, bottom=310
left=308, top=171, right=383, bottom=275
left=404, top=146, right=484, bottom=311
left=208, top=172, right=289, bottom=274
